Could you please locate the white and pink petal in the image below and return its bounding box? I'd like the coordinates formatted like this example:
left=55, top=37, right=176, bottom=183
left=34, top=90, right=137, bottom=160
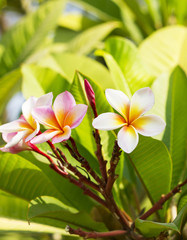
left=52, top=126, right=71, bottom=144
left=35, top=92, right=53, bottom=107
left=132, top=115, right=166, bottom=136
left=22, top=96, right=37, bottom=128
left=92, top=112, right=126, bottom=130
left=129, top=87, right=155, bottom=123
left=105, top=89, right=130, bottom=121
left=4, top=130, right=29, bottom=148
left=53, top=91, right=76, bottom=128
left=0, top=119, right=30, bottom=133
left=64, top=104, right=88, bottom=129
left=31, top=129, right=61, bottom=144
left=117, top=125, right=139, bottom=153
left=32, top=106, right=60, bottom=129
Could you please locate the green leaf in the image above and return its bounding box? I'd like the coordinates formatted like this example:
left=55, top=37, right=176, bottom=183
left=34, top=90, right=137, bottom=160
left=139, top=26, right=187, bottom=76
left=135, top=218, right=179, bottom=237
left=0, top=68, right=21, bottom=118
left=65, top=21, right=120, bottom=55
left=21, top=64, right=70, bottom=99
left=28, top=196, right=107, bottom=231
left=135, top=204, right=187, bottom=237
left=70, top=72, right=116, bottom=160
left=151, top=67, right=187, bottom=187
left=101, top=37, right=154, bottom=93
left=0, top=152, right=65, bottom=202
left=127, top=136, right=172, bottom=210
left=38, top=52, right=114, bottom=90
left=0, top=0, right=66, bottom=76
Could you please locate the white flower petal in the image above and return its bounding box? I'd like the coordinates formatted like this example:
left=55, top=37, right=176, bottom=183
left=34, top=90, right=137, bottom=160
left=5, top=130, right=28, bottom=148
left=52, top=126, right=71, bottom=144
left=117, top=125, right=139, bottom=153
left=132, top=115, right=166, bottom=136
left=31, top=130, right=61, bottom=144
left=105, top=89, right=130, bottom=121
left=0, top=119, right=30, bottom=133
left=92, top=112, right=126, bottom=130
left=22, top=97, right=37, bottom=128
left=129, top=87, right=155, bottom=123
left=25, top=121, right=40, bottom=142
left=35, top=92, right=53, bottom=107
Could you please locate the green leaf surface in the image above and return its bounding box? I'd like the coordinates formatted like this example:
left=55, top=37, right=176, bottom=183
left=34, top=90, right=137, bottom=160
left=151, top=67, right=187, bottom=187
left=70, top=72, right=116, bottom=161
left=102, top=37, right=154, bottom=93
left=28, top=196, right=107, bottom=232
left=139, top=26, right=187, bottom=76
left=135, top=218, right=179, bottom=237
left=0, top=0, right=66, bottom=76
left=135, top=203, right=187, bottom=237
left=65, top=21, right=120, bottom=55
left=38, top=52, right=114, bottom=90
left=21, top=64, right=70, bottom=99
left=127, top=136, right=172, bottom=209
left=0, top=68, right=21, bottom=118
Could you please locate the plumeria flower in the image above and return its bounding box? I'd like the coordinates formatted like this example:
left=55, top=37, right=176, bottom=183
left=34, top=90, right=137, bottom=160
left=0, top=93, right=53, bottom=150
left=31, top=91, right=88, bottom=144
left=0, top=132, right=32, bottom=154
left=92, top=88, right=166, bottom=153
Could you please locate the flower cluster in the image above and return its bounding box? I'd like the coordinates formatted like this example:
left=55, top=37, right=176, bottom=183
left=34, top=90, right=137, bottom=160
left=0, top=91, right=87, bottom=153
left=0, top=83, right=165, bottom=154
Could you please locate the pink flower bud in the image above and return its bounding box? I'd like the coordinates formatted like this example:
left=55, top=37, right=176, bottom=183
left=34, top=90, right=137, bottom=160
left=84, top=79, right=97, bottom=117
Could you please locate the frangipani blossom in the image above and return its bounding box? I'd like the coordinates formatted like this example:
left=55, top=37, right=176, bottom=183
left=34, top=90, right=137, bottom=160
left=31, top=91, right=88, bottom=144
left=0, top=93, right=53, bottom=150
left=92, top=88, right=166, bottom=153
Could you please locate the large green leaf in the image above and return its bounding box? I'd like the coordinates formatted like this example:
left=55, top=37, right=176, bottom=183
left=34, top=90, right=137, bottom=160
left=135, top=204, right=187, bottom=237
left=65, top=21, right=120, bottom=55
left=70, top=72, right=116, bottom=161
left=0, top=0, right=66, bottom=76
left=38, top=52, right=114, bottom=90
left=151, top=67, right=187, bottom=187
left=0, top=68, right=21, bottom=119
left=139, top=26, right=187, bottom=76
left=99, top=37, right=154, bottom=93
left=28, top=196, right=107, bottom=231
left=21, top=64, right=70, bottom=99
left=127, top=136, right=172, bottom=209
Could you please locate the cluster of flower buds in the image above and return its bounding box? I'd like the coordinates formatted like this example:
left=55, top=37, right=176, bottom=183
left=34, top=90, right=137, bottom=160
left=0, top=80, right=165, bottom=154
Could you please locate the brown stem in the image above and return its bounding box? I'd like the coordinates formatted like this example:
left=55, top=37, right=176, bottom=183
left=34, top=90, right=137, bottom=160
left=66, top=226, right=127, bottom=239
left=93, top=129, right=108, bottom=183
left=105, top=140, right=121, bottom=195
left=140, top=178, right=187, bottom=220
left=31, top=144, right=107, bottom=208
left=64, top=142, right=103, bottom=185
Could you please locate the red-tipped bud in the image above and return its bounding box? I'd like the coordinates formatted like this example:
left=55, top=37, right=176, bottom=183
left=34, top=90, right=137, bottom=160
left=84, top=79, right=97, bottom=117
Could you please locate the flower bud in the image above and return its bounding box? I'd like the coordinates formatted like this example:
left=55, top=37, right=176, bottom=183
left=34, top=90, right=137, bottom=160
left=84, top=79, right=97, bottom=117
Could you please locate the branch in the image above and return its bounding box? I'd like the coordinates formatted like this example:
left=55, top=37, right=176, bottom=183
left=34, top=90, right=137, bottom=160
left=140, top=178, right=187, bottom=220
left=105, top=140, right=121, bottom=195
left=64, top=142, right=103, bottom=185
left=66, top=226, right=127, bottom=239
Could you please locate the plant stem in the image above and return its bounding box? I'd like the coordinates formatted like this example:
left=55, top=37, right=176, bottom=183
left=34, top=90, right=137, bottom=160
left=93, top=129, right=108, bottom=183
left=66, top=226, right=127, bottom=239
left=64, top=142, right=103, bottom=185
left=140, top=178, right=187, bottom=220
left=105, top=140, right=121, bottom=195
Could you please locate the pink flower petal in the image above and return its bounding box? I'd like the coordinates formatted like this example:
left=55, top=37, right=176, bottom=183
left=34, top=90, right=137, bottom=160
left=32, top=106, right=60, bottom=129
left=64, top=104, right=88, bottom=129
left=5, top=130, right=29, bottom=148
left=129, top=87, right=155, bottom=123
left=117, top=125, right=139, bottom=153
left=132, top=115, right=166, bottom=136
left=92, top=113, right=126, bottom=130
left=0, top=119, right=30, bottom=133
left=52, top=126, right=71, bottom=144
left=53, top=91, right=76, bottom=128
left=0, top=140, right=31, bottom=154
left=105, top=89, right=130, bottom=121
left=2, top=132, right=16, bottom=143
left=22, top=96, right=37, bottom=129
left=31, top=129, right=61, bottom=144
left=36, top=92, right=53, bottom=107
left=25, top=121, right=40, bottom=142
